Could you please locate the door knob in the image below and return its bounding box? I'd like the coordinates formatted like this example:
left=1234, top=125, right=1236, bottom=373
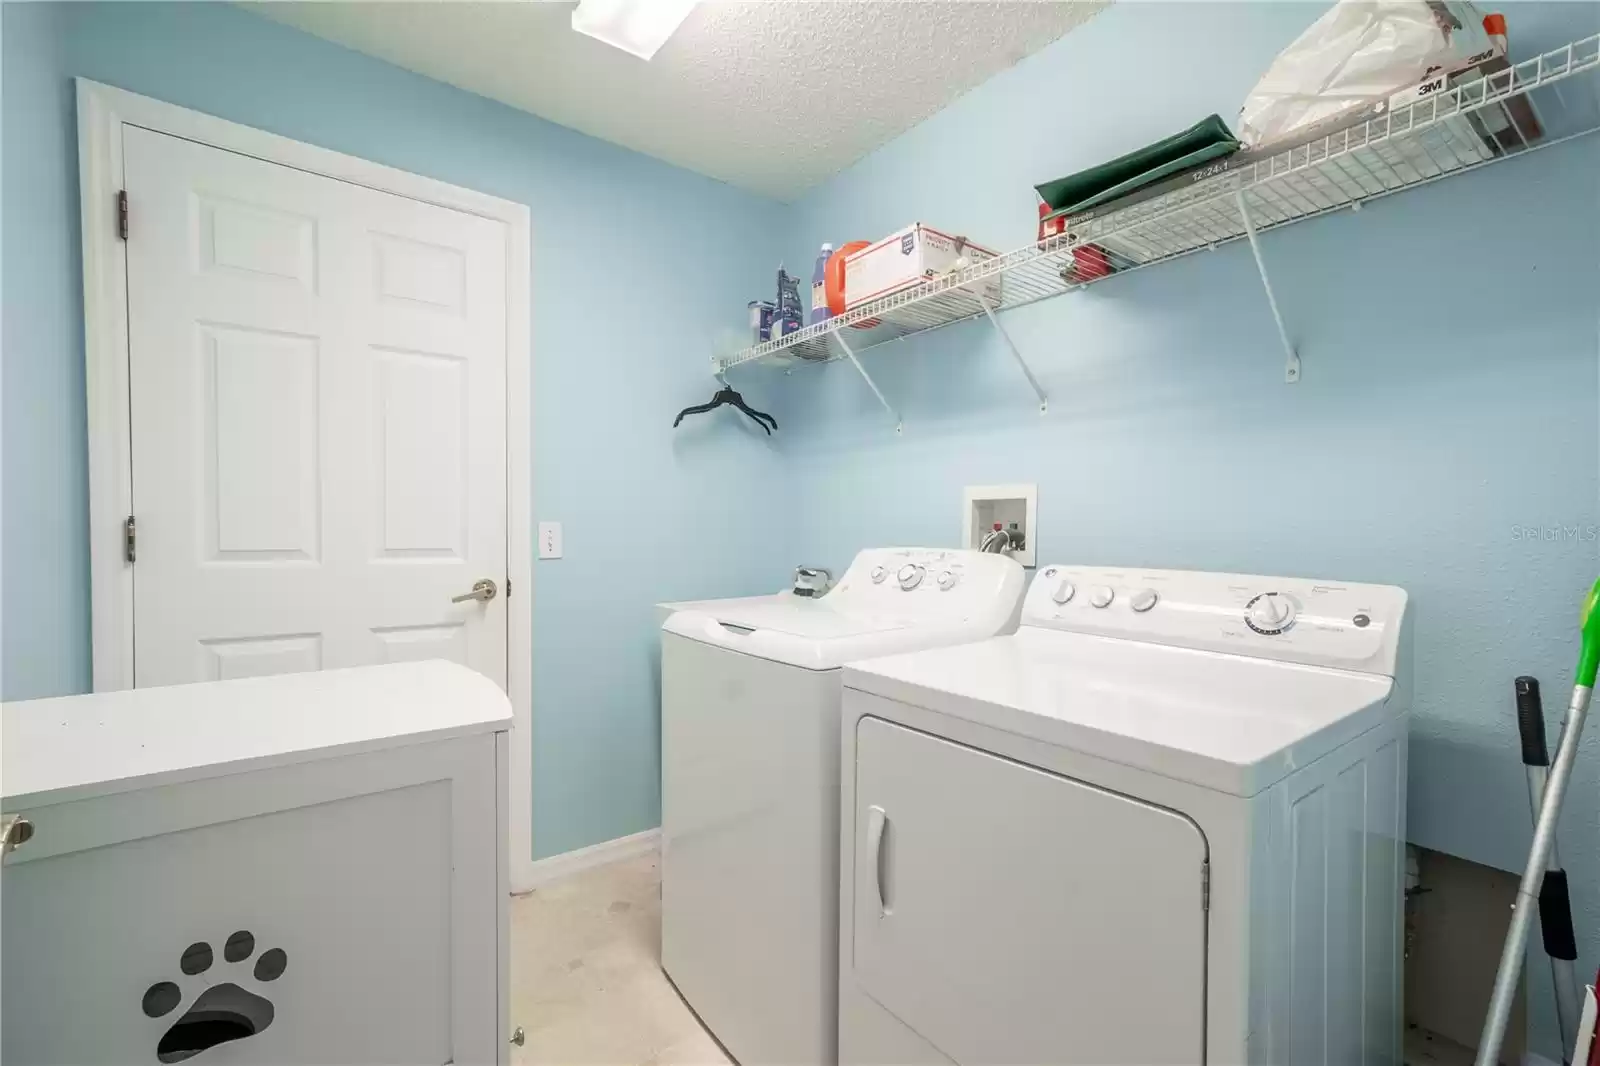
left=1, top=815, right=34, bottom=856
left=452, top=579, right=498, bottom=604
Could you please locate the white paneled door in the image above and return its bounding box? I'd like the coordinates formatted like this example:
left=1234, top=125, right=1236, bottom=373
left=123, top=126, right=508, bottom=688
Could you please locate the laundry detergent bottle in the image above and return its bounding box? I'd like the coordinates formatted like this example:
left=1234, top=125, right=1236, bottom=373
left=810, top=243, right=834, bottom=325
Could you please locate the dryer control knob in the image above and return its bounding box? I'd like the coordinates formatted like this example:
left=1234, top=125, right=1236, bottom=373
left=1130, top=588, right=1158, bottom=613
left=870, top=566, right=887, bottom=584
left=1089, top=585, right=1115, bottom=609
left=1052, top=580, right=1075, bottom=605
left=897, top=564, right=924, bottom=591
left=1246, top=592, right=1296, bottom=633
left=937, top=570, right=958, bottom=591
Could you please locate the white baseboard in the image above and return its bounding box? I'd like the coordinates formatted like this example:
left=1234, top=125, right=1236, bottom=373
left=513, top=828, right=661, bottom=894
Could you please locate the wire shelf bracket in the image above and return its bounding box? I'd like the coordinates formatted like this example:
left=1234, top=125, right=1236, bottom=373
left=832, top=331, right=902, bottom=434
left=978, top=293, right=1049, bottom=413
left=1235, top=190, right=1301, bottom=384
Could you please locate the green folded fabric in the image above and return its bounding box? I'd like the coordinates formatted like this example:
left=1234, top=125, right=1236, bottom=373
left=1035, top=114, right=1240, bottom=215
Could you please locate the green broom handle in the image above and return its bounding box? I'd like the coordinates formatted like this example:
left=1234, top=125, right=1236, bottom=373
left=1578, top=575, right=1600, bottom=688
left=1476, top=575, right=1600, bottom=1066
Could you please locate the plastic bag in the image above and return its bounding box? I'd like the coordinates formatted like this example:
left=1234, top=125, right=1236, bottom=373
left=1238, top=0, right=1492, bottom=149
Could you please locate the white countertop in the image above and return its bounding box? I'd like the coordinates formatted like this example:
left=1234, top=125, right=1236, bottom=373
left=3, top=661, right=512, bottom=809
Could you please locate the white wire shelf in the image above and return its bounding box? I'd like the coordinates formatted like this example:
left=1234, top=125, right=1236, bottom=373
left=716, top=31, right=1600, bottom=423
left=1067, top=32, right=1600, bottom=276
left=717, top=238, right=1079, bottom=372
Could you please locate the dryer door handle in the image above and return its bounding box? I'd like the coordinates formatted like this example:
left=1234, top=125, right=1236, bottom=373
left=867, top=805, right=889, bottom=914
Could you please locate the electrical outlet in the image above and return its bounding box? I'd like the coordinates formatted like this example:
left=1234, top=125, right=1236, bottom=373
left=538, top=521, right=563, bottom=560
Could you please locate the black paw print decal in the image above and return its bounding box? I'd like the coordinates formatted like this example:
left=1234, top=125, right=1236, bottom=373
left=141, top=931, right=287, bottom=1063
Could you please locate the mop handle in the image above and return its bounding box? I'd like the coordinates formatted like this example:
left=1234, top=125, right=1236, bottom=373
left=1477, top=578, right=1600, bottom=1066
left=1516, top=676, right=1549, bottom=767
left=1515, top=676, right=1583, bottom=1053
left=1516, top=676, right=1578, bottom=946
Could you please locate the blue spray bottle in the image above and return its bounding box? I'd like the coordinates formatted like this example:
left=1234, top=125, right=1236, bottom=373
left=774, top=266, right=803, bottom=338
left=810, top=243, right=834, bottom=325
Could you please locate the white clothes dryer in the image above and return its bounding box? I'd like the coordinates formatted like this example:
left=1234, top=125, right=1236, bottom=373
left=837, top=565, right=1412, bottom=1066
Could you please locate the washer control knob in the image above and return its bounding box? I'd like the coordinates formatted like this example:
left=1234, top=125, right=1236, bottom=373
left=897, top=564, right=924, bottom=591
left=1130, top=589, right=1158, bottom=613
left=1245, top=592, right=1296, bottom=634
left=1089, top=585, right=1115, bottom=609
left=1051, top=580, right=1075, bottom=605
left=937, top=570, right=958, bottom=591
left=870, top=566, right=887, bottom=584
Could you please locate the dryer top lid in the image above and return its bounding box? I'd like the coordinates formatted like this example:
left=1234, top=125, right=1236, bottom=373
left=844, top=627, right=1398, bottom=796
left=842, top=565, right=1410, bottom=796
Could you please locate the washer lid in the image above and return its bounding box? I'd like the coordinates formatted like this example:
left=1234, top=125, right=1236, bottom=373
left=665, top=594, right=997, bottom=671
left=663, top=595, right=923, bottom=671
left=842, top=627, right=1397, bottom=796
left=693, top=596, right=910, bottom=639
left=663, top=548, right=1028, bottom=670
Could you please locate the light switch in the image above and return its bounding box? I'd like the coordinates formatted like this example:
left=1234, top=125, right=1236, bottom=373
left=538, top=521, right=563, bottom=560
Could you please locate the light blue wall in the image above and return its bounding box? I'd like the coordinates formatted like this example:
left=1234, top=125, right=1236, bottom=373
left=6, top=2, right=1600, bottom=1047
left=776, top=2, right=1599, bottom=1054
left=0, top=1, right=793, bottom=858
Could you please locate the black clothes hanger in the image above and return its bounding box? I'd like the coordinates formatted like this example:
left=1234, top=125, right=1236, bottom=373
left=673, top=385, right=778, bottom=435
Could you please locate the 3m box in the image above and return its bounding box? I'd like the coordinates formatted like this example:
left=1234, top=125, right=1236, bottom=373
left=844, top=224, right=999, bottom=310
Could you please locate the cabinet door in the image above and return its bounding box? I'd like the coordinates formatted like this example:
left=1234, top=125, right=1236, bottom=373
left=2, top=734, right=502, bottom=1066
left=851, top=717, right=1208, bottom=1065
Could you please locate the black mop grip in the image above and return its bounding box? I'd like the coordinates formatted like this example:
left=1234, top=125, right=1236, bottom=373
left=1515, top=676, right=1549, bottom=766
left=1538, top=869, right=1579, bottom=961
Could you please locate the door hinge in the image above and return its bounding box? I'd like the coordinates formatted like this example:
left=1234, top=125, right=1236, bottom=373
left=123, top=515, right=137, bottom=564
left=1201, top=859, right=1211, bottom=912
left=117, top=190, right=129, bottom=241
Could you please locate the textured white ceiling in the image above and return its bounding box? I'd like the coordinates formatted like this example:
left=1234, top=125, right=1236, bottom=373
left=245, top=1, right=1106, bottom=200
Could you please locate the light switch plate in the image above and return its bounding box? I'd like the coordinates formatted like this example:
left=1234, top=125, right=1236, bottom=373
left=538, top=521, right=563, bottom=560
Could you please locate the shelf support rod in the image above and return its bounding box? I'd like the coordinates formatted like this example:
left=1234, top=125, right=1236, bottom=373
left=978, top=293, right=1048, bottom=413
left=1235, top=190, right=1301, bottom=384
left=832, top=332, right=902, bottom=434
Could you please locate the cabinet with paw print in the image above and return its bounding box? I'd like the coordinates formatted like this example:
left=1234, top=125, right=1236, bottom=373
left=1, top=661, right=511, bottom=1066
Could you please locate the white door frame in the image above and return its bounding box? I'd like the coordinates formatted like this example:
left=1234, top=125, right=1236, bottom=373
left=75, top=79, right=538, bottom=892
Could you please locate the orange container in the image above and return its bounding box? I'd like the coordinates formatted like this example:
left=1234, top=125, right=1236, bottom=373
left=825, top=240, right=870, bottom=316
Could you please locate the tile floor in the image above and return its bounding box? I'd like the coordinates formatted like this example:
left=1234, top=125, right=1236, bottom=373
left=510, top=851, right=731, bottom=1066
left=511, top=853, right=1466, bottom=1066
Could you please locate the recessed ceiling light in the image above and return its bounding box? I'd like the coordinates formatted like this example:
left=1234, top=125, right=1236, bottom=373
left=570, top=0, right=699, bottom=61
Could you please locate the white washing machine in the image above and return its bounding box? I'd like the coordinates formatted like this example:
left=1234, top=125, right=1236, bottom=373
left=837, top=566, right=1412, bottom=1066
left=661, top=548, right=1027, bottom=1066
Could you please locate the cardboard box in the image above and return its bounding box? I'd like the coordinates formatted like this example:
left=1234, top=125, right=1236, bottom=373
left=844, top=224, right=999, bottom=310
